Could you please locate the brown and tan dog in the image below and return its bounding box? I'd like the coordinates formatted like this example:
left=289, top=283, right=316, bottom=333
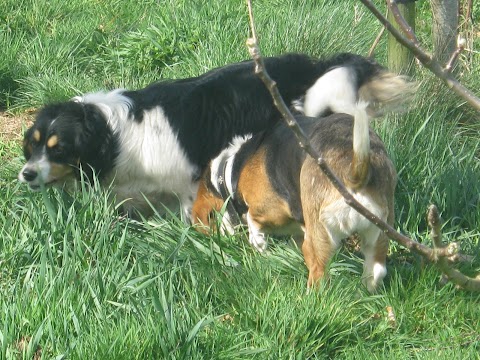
left=191, top=104, right=396, bottom=292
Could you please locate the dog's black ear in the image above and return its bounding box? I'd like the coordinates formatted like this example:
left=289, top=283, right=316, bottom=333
left=75, top=103, right=118, bottom=182
left=22, top=127, right=35, bottom=160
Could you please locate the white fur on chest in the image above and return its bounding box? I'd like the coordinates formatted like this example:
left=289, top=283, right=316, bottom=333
left=209, top=134, right=252, bottom=234
left=80, top=91, right=198, bottom=213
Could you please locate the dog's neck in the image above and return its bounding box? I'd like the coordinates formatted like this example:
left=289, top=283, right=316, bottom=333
left=210, top=134, right=252, bottom=196
left=209, top=135, right=252, bottom=226
left=70, top=100, right=120, bottom=183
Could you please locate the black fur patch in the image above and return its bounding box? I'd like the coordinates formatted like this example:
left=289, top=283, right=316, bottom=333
left=27, top=102, right=119, bottom=183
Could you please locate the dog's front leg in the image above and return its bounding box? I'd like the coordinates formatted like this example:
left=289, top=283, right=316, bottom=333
left=246, top=212, right=268, bottom=252
left=182, top=181, right=201, bottom=224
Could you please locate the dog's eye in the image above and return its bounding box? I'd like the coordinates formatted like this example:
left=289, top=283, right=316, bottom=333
left=23, top=139, right=33, bottom=159
left=49, top=144, right=63, bottom=155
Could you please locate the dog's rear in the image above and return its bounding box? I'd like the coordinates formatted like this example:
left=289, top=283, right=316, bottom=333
left=300, top=105, right=396, bottom=292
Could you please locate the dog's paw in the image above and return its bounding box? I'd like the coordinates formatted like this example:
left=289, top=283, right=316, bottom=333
left=362, top=262, right=387, bottom=293
left=248, top=232, right=267, bottom=252
left=246, top=212, right=268, bottom=252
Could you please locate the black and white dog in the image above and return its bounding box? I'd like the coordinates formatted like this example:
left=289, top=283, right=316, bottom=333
left=18, top=53, right=413, bottom=218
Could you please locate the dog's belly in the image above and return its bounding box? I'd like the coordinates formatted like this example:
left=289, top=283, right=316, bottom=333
left=262, top=220, right=304, bottom=238
left=321, top=193, right=387, bottom=243
left=108, top=172, right=199, bottom=219
left=117, top=189, right=182, bottom=218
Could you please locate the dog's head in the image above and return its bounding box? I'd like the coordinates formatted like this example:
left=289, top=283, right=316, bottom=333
left=18, top=101, right=112, bottom=190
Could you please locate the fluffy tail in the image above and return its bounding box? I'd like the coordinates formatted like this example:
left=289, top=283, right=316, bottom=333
left=359, top=71, right=418, bottom=117
left=348, top=102, right=371, bottom=190
left=297, top=54, right=417, bottom=118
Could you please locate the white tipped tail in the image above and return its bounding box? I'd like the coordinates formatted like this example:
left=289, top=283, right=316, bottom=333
left=349, top=102, right=371, bottom=190
left=298, top=67, right=417, bottom=119
left=359, top=72, right=418, bottom=117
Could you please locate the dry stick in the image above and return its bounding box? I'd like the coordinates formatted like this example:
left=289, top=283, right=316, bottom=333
left=360, top=0, right=480, bottom=112
left=367, top=6, right=388, bottom=57
left=245, top=0, right=480, bottom=291
left=445, top=38, right=466, bottom=73
left=368, top=21, right=386, bottom=57
left=388, top=0, right=420, bottom=46
left=427, top=205, right=480, bottom=291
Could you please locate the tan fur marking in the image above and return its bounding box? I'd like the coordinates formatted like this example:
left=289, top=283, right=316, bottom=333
left=349, top=153, right=370, bottom=189
left=47, top=135, right=59, bottom=148
left=237, top=148, right=296, bottom=232
left=33, top=130, right=41, bottom=142
left=49, top=163, right=74, bottom=181
left=191, top=177, right=225, bottom=234
left=302, top=231, right=334, bottom=287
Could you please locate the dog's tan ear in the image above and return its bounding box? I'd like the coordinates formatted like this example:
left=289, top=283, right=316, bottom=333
left=191, top=178, right=225, bottom=233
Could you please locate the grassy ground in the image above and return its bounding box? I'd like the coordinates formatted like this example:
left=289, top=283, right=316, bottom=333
left=1, top=0, right=479, bottom=359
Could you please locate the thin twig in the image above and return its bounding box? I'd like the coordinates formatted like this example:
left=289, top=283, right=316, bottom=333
left=383, top=2, right=472, bottom=91
left=427, top=205, right=480, bottom=291
left=427, top=205, right=443, bottom=249
left=445, top=37, right=466, bottom=72
left=368, top=18, right=386, bottom=57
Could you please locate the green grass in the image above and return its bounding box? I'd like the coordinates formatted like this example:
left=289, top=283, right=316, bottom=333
left=1, top=0, right=480, bottom=359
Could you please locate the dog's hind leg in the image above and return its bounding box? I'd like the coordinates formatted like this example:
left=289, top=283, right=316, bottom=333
left=300, top=162, right=343, bottom=288
left=360, top=201, right=392, bottom=293
left=302, top=218, right=342, bottom=288
left=359, top=227, right=388, bottom=293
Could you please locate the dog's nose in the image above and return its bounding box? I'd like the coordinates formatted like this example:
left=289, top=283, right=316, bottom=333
left=22, top=168, right=38, bottom=182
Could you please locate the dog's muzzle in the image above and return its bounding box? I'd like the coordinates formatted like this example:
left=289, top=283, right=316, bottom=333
left=18, top=155, right=54, bottom=190
left=20, top=167, right=38, bottom=182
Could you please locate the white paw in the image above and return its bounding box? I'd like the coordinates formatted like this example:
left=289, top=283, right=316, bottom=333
left=249, top=232, right=267, bottom=252
left=246, top=212, right=268, bottom=252
left=362, top=262, right=387, bottom=293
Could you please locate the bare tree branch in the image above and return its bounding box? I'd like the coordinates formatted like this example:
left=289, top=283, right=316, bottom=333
left=428, top=205, right=480, bottom=291
left=445, top=37, right=466, bottom=72
left=368, top=18, right=386, bottom=57
left=359, top=0, right=480, bottom=112
left=388, top=0, right=420, bottom=46
left=245, top=0, right=480, bottom=291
